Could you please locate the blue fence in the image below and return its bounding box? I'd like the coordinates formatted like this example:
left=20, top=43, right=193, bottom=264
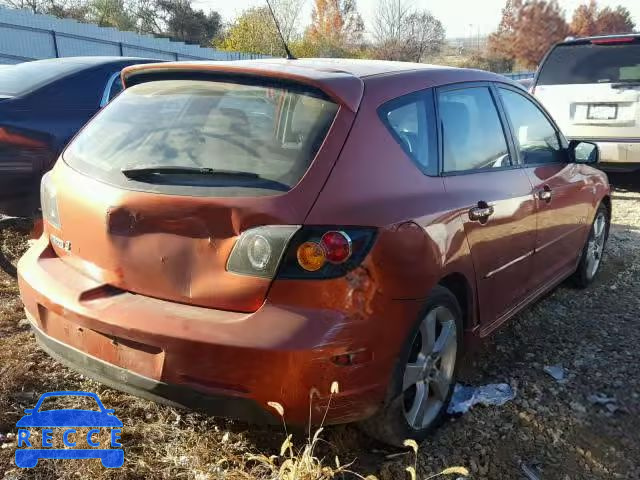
left=0, top=7, right=267, bottom=64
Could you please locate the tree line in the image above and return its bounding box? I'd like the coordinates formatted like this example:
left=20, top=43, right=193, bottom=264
left=220, top=0, right=446, bottom=61
left=0, top=0, right=223, bottom=46
left=0, top=0, right=636, bottom=70
left=0, top=0, right=447, bottom=62
left=489, top=0, right=635, bottom=70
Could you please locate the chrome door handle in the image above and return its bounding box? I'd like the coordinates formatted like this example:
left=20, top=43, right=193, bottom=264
left=469, top=205, right=494, bottom=222
left=538, top=187, right=552, bottom=203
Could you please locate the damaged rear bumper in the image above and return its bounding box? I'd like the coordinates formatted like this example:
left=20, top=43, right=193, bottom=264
left=17, top=237, right=411, bottom=425
left=26, top=311, right=276, bottom=424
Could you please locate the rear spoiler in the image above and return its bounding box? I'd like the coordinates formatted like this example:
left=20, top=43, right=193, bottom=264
left=121, top=62, right=364, bottom=113
left=558, top=34, right=640, bottom=46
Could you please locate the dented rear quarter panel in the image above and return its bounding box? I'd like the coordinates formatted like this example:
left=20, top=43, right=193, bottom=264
left=306, top=70, right=478, bottom=322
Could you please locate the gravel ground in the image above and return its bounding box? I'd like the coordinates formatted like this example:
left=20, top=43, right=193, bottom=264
left=0, top=176, right=639, bottom=479
left=394, top=177, right=640, bottom=479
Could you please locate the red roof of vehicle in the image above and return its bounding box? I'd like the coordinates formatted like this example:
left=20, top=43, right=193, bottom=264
left=121, top=58, right=509, bottom=112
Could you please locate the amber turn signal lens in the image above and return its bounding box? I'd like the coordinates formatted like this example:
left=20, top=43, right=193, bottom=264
left=296, top=241, right=326, bottom=271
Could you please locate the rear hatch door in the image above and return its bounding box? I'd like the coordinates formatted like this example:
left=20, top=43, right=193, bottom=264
left=46, top=67, right=362, bottom=312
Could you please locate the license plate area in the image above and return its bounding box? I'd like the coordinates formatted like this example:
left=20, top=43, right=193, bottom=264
left=38, top=307, right=164, bottom=379
left=587, top=104, right=618, bottom=120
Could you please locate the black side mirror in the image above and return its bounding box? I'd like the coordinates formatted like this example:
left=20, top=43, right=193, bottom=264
left=569, top=140, right=599, bottom=164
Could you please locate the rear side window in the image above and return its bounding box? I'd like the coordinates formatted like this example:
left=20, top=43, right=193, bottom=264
left=108, top=75, right=123, bottom=102
left=379, top=90, right=437, bottom=175
left=64, top=79, right=339, bottom=196
left=498, top=88, right=564, bottom=165
left=537, top=42, right=640, bottom=85
left=438, top=87, right=510, bottom=173
left=100, top=72, right=124, bottom=107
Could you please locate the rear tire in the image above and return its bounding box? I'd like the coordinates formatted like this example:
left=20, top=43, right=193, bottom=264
left=571, top=203, right=609, bottom=289
left=360, top=285, right=462, bottom=447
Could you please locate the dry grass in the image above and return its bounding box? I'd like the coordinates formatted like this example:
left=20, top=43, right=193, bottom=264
left=0, top=226, right=29, bottom=266
left=0, top=336, right=467, bottom=479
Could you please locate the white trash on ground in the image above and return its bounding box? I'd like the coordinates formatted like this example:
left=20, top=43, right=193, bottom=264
left=587, top=393, right=623, bottom=414
left=520, top=462, right=542, bottom=480
left=447, top=383, right=516, bottom=415
left=543, top=364, right=567, bottom=382
left=587, top=393, right=616, bottom=405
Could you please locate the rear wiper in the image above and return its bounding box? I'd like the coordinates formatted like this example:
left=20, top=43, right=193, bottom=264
left=612, top=81, right=640, bottom=89
left=121, top=165, right=290, bottom=191
left=121, top=166, right=260, bottom=179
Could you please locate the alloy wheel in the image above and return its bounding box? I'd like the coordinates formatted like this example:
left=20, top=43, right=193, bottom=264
left=586, top=211, right=607, bottom=280
left=402, top=306, right=457, bottom=430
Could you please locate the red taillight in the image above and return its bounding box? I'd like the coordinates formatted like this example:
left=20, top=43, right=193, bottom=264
left=295, top=231, right=352, bottom=272
left=277, top=227, right=377, bottom=279
left=0, top=127, right=46, bottom=148
left=0, top=126, right=53, bottom=176
left=591, top=37, right=635, bottom=45
left=320, top=231, right=352, bottom=264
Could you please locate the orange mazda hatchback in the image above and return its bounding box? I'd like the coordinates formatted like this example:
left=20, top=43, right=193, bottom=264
left=18, top=59, right=610, bottom=445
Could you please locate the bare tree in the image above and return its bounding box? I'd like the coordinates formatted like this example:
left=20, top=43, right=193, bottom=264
left=271, top=0, right=305, bottom=42
left=0, top=0, right=60, bottom=14
left=403, top=12, right=445, bottom=62
left=0, top=0, right=41, bottom=13
left=372, top=0, right=445, bottom=62
left=372, top=0, right=411, bottom=46
left=129, top=0, right=164, bottom=34
left=0, top=0, right=88, bottom=19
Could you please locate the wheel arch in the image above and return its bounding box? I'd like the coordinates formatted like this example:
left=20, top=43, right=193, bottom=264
left=601, top=194, right=611, bottom=221
left=595, top=194, right=612, bottom=240
left=437, top=272, right=475, bottom=331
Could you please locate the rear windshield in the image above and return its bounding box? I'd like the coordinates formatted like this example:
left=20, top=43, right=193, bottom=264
left=0, top=60, right=87, bottom=96
left=64, top=79, right=339, bottom=196
left=537, top=42, right=640, bottom=85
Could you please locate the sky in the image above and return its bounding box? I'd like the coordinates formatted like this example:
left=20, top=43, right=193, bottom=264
left=193, top=0, right=640, bottom=39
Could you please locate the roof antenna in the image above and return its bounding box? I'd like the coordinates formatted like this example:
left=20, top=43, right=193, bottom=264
left=265, top=0, right=296, bottom=60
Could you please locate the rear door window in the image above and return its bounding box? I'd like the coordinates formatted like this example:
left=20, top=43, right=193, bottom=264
left=438, top=87, right=511, bottom=173
left=498, top=88, right=565, bottom=165
left=64, top=79, right=339, bottom=196
left=537, top=42, right=640, bottom=85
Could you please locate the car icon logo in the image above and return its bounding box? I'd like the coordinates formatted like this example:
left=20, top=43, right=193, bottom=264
left=15, top=391, right=123, bottom=468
